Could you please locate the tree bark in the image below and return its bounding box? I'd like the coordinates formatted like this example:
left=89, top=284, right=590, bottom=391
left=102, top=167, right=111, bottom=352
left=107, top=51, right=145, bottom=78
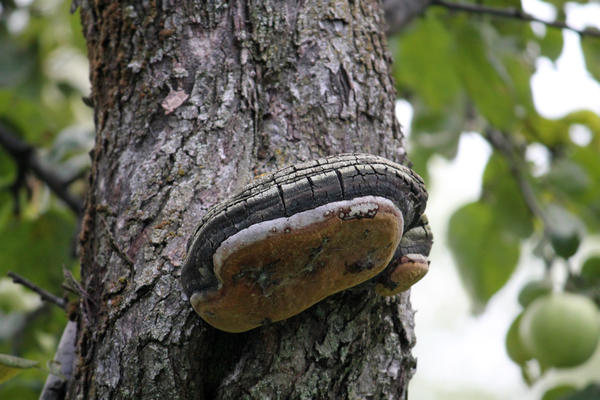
left=68, top=1, right=417, bottom=398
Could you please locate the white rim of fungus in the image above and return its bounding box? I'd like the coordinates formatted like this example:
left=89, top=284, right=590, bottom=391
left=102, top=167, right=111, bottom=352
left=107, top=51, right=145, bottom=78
left=213, top=196, right=404, bottom=274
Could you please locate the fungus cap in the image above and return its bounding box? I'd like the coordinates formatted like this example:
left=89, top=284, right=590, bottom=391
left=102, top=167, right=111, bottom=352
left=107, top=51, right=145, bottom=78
left=181, top=153, right=431, bottom=332
left=374, top=215, right=432, bottom=296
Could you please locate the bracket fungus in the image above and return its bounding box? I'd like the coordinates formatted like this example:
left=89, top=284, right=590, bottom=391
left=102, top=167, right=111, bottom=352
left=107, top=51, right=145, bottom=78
left=181, top=153, right=432, bottom=332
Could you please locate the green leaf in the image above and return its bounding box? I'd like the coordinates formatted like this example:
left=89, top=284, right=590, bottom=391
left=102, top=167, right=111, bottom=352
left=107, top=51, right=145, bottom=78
left=538, top=28, right=563, bottom=61
left=0, top=92, right=52, bottom=146
left=544, top=159, right=591, bottom=196
left=581, top=36, right=600, bottom=82
left=450, top=20, right=517, bottom=129
left=487, top=10, right=530, bottom=50
left=0, top=190, right=13, bottom=232
left=518, top=280, right=553, bottom=308
left=501, top=53, right=535, bottom=115
left=561, top=384, right=600, bottom=400
left=0, top=38, right=36, bottom=87
left=0, top=211, right=76, bottom=288
left=447, top=201, right=520, bottom=309
left=0, top=148, right=17, bottom=188
left=505, top=313, right=532, bottom=365
left=566, top=146, right=600, bottom=231
left=581, top=255, right=600, bottom=286
left=0, top=354, right=39, bottom=384
left=542, top=385, right=577, bottom=400
left=523, top=110, right=599, bottom=149
left=546, top=204, right=583, bottom=259
left=392, top=14, right=461, bottom=110
left=527, top=117, right=600, bottom=233
left=410, top=99, right=467, bottom=160
left=523, top=114, right=570, bottom=147
left=564, top=110, right=600, bottom=132
left=481, top=153, right=533, bottom=238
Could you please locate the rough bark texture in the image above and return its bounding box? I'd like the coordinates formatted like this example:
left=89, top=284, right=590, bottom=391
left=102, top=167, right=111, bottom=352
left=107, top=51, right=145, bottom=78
left=69, top=1, right=418, bottom=399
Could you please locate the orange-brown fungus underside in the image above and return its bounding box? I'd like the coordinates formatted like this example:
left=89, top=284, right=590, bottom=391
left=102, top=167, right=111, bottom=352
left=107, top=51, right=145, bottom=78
left=193, top=208, right=402, bottom=332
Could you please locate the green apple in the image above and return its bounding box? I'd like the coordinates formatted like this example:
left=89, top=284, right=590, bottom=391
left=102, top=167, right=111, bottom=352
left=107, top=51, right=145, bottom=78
left=505, top=313, right=532, bottom=365
left=519, top=293, right=600, bottom=368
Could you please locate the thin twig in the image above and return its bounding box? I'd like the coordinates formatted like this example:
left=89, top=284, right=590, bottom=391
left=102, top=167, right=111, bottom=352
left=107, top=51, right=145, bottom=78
left=7, top=271, right=67, bottom=309
left=0, top=123, right=83, bottom=216
left=431, top=0, right=600, bottom=38
left=485, top=129, right=560, bottom=271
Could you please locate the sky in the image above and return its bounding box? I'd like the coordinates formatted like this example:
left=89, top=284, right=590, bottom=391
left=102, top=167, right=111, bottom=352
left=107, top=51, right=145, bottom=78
left=403, top=2, right=600, bottom=399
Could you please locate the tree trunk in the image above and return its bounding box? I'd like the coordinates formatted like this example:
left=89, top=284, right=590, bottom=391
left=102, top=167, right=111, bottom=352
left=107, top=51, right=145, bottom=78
left=68, top=1, right=417, bottom=398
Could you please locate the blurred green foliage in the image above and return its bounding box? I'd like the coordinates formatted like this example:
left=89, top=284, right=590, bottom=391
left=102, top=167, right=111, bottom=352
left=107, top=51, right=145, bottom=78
left=1, top=0, right=600, bottom=398
left=391, top=0, right=600, bottom=397
left=0, top=0, right=91, bottom=397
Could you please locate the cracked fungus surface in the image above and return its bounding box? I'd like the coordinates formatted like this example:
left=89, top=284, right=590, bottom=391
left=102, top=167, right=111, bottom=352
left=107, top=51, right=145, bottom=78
left=191, top=197, right=404, bottom=332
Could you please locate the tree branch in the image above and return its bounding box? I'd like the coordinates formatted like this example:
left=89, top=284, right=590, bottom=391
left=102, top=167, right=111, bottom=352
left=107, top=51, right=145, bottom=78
left=431, top=0, right=600, bottom=38
left=7, top=271, right=67, bottom=310
left=383, top=0, right=431, bottom=34
left=0, top=123, right=83, bottom=216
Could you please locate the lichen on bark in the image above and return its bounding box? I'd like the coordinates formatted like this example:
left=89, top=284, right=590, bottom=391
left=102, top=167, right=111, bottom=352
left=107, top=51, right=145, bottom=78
left=68, top=1, right=418, bottom=399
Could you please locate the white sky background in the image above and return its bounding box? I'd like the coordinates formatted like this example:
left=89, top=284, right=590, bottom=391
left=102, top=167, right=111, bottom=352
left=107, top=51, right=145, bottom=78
left=404, top=2, right=600, bottom=399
